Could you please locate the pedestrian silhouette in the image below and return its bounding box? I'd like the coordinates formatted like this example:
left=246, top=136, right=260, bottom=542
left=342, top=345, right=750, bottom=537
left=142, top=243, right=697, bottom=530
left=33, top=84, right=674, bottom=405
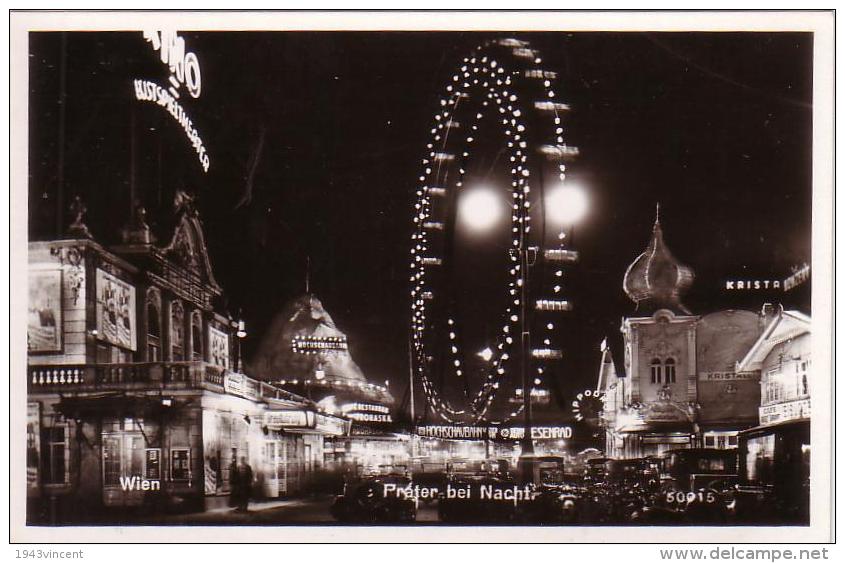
left=234, top=456, right=253, bottom=512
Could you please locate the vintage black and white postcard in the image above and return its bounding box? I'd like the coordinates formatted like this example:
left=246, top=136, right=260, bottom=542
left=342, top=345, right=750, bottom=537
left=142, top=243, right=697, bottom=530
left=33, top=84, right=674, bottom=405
left=8, top=10, right=835, bottom=545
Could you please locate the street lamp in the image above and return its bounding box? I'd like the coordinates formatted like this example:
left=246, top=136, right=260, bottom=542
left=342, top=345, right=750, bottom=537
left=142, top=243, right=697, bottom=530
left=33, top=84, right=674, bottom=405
left=546, top=184, right=589, bottom=226
left=232, top=317, right=247, bottom=372
left=517, top=182, right=588, bottom=484
left=451, top=181, right=587, bottom=482
left=459, top=188, right=503, bottom=232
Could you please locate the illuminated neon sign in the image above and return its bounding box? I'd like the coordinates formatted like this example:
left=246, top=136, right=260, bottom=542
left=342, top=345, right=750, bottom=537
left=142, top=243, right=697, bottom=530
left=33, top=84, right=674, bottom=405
left=571, top=389, right=605, bottom=422
left=415, top=425, right=572, bottom=440
left=291, top=335, right=348, bottom=354
left=142, top=30, right=202, bottom=98
left=134, top=30, right=210, bottom=173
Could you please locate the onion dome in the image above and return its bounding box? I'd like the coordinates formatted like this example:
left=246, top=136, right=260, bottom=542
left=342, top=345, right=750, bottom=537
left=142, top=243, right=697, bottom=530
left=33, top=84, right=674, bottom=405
left=623, top=206, right=694, bottom=314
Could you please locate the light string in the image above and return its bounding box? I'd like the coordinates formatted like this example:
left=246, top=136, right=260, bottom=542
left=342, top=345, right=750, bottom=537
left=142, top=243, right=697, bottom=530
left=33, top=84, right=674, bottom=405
left=409, top=38, right=578, bottom=425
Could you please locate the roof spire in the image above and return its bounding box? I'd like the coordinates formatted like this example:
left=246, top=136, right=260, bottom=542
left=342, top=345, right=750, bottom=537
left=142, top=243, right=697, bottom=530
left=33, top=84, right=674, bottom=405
left=655, top=201, right=660, bottom=225
left=305, top=256, right=311, bottom=294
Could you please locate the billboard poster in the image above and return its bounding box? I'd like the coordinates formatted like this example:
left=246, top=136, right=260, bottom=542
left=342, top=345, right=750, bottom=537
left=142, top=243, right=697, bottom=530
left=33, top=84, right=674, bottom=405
left=96, top=269, right=137, bottom=351
left=209, top=325, right=230, bottom=368
left=26, top=402, right=40, bottom=494
left=28, top=270, right=62, bottom=352
left=170, top=449, right=191, bottom=481
left=202, top=410, right=220, bottom=495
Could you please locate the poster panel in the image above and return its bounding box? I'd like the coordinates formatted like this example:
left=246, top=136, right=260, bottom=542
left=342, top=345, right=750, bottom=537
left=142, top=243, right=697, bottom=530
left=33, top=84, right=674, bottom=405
left=202, top=410, right=220, bottom=495
left=26, top=402, right=40, bottom=495
left=96, top=268, right=137, bottom=351
left=171, top=449, right=191, bottom=481
left=208, top=325, right=230, bottom=368
left=28, top=270, right=62, bottom=352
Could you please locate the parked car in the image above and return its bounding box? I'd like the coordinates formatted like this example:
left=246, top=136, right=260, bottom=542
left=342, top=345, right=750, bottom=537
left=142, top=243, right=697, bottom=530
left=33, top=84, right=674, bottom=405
left=330, top=475, right=416, bottom=523
left=438, top=473, right=526, bottom=523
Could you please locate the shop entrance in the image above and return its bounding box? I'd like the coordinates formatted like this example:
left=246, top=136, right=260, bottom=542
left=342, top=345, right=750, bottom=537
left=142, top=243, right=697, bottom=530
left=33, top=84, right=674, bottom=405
left=102, top=430, right=148, bottom=507
left=261, top=441, right=288, bottom=498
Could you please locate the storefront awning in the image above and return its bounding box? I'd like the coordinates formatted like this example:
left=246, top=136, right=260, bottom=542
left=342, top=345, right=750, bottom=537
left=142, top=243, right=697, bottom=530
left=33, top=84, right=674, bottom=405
left=263, top=409, right=350, bottom=436
left=53, top=392, right=180, bottom=418
left=738, top=418, right=810, bottom=436
left=618, top=421, right=694, bottom=434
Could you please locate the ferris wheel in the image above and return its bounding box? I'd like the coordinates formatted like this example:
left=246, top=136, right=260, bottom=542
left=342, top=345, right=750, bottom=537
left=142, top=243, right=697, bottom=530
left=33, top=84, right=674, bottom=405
left=409, top=38, right=582, bottom=425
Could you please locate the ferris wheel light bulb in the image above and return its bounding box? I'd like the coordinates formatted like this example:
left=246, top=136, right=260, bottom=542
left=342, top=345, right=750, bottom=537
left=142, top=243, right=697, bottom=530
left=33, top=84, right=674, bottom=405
left=478, top=347, right=494, bottom=362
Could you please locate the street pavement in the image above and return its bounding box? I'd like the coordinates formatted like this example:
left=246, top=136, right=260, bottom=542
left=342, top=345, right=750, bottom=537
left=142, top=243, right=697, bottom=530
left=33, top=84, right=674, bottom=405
left=136, top=496, right=339, bottom=525
left=130, top=495, right=440, bottom=525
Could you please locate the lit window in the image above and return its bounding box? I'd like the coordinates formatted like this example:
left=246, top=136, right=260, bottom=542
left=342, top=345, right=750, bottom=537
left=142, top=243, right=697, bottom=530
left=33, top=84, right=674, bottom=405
left=650, top=358, right=662, bottom=384
left=41, top=426, right=68, bottom=484
left=147, top=301, right=161, bottom=362
left=665, top=358, right=677, bottom=383
left=171, top=301, right=185, bottom=361
left=191, top=311, right=203, bottom=361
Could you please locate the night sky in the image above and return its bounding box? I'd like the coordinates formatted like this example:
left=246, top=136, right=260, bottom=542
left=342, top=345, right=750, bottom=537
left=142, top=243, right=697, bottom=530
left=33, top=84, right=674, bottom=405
left=28, top=31, right=813, bottom=418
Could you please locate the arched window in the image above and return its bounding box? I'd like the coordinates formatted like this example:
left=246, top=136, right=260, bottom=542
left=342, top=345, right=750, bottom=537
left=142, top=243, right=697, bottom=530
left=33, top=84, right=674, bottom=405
left=171, top=300, right=185, bottom=361
left=191, top=311, right=203, bottom=361
left=665, top=358, right=677, bottom=384
left=146, top=289, right=162, bottom=362
left=650, top=358, right=662, bottom=384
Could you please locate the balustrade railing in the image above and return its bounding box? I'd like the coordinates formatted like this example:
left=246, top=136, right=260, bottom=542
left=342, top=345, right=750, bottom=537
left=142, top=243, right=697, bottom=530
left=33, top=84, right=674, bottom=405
left=203, top=364, right=225, bottom=388
left=28, top=361, right=205, bottom=389
left=28, top=361, right=307, bottom=405
left=29, top=366, right=87, bottom=386
left=96, top=363, right=152, bottom=385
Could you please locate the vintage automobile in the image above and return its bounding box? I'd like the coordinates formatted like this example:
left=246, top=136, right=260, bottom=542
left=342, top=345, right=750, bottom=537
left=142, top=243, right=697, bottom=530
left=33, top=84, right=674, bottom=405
left=409, top=470, right=448, bottom=506
left=735, top=426, right=810, bottom=524
left=584, top=457, right=609, bottom=484
left=517, top=456, right=585, bottom=523
left=330, top=474, right=417, bottom=523
left=661, top=448, right=739, bottom=492
left=438, top=473, right=528, bottom=523
left=523, top=483, right=581, bottom=524
left=605, top=458, right=660, bottom=492
left=657, top=448, right=740, bottom=523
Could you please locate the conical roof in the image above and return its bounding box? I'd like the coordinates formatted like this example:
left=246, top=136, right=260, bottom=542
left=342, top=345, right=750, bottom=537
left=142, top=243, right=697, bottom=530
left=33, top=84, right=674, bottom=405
left=248, top=294, right=394, bottom=405
left=623, top=208, right=694, bottom=315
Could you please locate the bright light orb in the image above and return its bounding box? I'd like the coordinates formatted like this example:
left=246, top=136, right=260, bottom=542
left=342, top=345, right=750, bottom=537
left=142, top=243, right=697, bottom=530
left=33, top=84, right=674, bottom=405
left=546, top=184, right=588, bottom=225
left=459, top=188, right=502, bottom=231
left=478, top=347, right=494, bottom=362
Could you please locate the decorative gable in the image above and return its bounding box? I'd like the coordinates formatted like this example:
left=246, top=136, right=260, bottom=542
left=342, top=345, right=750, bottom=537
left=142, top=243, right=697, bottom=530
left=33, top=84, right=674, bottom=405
left=159, top=191, right=223, bottom=295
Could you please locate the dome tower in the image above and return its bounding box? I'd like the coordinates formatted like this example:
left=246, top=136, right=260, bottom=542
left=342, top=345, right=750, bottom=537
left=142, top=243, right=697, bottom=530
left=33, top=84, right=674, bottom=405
left=622, top=205, right=695, bottom=314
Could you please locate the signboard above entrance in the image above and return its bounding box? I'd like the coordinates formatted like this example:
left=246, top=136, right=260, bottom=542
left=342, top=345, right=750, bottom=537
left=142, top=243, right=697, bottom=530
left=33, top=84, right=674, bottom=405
left=415, top=425, right=573, bottom=441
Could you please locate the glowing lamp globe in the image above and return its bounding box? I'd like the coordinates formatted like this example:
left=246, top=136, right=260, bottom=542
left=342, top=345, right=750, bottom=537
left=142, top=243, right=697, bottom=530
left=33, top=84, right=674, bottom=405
left=459, top=189, right=502, bottom=231
left=547, top=184, right=588, bottom=225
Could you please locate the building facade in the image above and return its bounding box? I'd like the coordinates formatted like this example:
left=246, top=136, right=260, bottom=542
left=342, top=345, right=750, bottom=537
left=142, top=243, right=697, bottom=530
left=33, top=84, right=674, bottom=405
left=26, top=195, right=347, bottom=523
left=736, top=307, right=811, bottom=521
left=601, top=214, right=764, bottom=458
